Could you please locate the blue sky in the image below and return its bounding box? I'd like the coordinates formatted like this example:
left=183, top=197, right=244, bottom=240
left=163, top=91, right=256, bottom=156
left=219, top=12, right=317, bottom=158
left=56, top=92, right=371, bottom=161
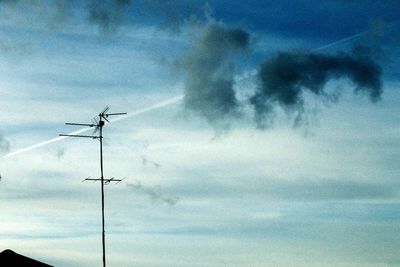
left=0, top=1, right=399, bottom=266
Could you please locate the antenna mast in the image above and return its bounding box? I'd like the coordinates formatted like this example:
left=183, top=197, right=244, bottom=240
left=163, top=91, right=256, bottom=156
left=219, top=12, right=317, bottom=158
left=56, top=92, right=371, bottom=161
left=60, top=106, right=127, bottom=267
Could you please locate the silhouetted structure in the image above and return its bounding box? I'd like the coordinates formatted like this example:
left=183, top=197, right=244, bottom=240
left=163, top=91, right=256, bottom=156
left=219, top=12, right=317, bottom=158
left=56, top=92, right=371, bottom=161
left=0, top=249, right=52, bottom=266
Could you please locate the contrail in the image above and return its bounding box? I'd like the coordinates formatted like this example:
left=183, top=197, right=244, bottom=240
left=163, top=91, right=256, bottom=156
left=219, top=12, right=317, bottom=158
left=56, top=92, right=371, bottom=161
left=3, top=95, right=183, bottom=158
left=111, top=95, right=183, bottom=123
left=314, top=19, right=400, bottom=52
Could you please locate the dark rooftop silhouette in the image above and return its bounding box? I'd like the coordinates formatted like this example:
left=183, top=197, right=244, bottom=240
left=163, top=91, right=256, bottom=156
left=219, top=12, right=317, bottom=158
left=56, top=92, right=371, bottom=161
left=0, top=249, right=52, bottom=266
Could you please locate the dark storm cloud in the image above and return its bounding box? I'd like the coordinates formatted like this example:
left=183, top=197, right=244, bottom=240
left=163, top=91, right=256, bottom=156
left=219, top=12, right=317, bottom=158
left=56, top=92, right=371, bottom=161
left=181, top=22, right=250, bottom=125
left=250, top=46, right=382, bottom=128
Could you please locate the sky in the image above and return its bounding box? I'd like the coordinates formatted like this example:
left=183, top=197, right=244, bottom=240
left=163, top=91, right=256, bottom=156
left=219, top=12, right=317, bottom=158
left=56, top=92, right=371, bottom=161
left=0, top=1, right=399, bottom=266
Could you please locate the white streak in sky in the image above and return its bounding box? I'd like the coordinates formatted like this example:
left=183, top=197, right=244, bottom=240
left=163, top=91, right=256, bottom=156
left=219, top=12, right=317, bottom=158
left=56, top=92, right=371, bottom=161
left=111, top=95, right=183, bottom=123
left=3, top=95, right=183, bottom=159
left=314, top=19, right=400, bottom=52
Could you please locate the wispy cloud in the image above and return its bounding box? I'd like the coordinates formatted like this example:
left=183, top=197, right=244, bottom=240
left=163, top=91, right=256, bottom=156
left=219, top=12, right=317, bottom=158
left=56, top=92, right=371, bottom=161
left=127, top=180, right=179, bottom=206
left=0, top=133, right=10, bottom=154
left=55, top=147, right=66, bottom=159
left=140, top=155, right=160, bottom=168
left=0, top=0, right=210, bottom=34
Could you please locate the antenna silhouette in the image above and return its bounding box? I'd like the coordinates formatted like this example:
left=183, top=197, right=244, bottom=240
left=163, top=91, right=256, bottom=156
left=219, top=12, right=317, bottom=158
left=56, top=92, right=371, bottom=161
left=60, top=106, right=127, bottom=267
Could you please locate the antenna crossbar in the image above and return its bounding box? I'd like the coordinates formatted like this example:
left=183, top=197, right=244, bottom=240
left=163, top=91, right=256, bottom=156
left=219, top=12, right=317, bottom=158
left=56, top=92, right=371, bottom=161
left=104, top=112, right=127, bottom=116
left=84, top=177, right=125, bottom=184
left=66, top=123, right=97, bottom=127
left=59, top=134, right=99, bottom=139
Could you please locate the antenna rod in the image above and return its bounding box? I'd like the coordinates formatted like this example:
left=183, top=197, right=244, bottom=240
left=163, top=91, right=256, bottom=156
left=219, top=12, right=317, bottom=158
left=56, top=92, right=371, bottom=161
left=99, top=113, right=106, bottom=267
left=105, top=112, right=127, bottom=116
left=59, top=134, right=98, bottom=139
left=65, top=123, right=96, bottom=127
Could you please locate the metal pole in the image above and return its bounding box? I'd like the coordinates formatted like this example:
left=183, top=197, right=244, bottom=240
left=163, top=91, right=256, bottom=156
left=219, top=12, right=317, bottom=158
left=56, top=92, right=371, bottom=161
left=60, top=107, right=126, bottom=267
left=99, top=116, right=106, bottom=267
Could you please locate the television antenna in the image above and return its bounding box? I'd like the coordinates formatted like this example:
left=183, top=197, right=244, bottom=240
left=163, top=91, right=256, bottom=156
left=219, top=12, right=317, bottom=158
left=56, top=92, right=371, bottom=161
left=60, top=106, right=126, bottom=267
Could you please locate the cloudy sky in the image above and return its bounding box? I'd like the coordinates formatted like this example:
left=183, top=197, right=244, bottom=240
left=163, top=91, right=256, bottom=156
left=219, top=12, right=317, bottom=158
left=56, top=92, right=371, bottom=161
left=0, top=1, right=399, bottom=266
